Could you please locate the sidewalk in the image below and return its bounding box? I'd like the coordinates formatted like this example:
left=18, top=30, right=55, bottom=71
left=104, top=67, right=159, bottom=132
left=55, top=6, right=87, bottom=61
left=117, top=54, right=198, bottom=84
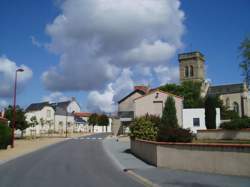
left=103, top=136, right=250, bottom=187
left=0, top=132, right=91, bottom=164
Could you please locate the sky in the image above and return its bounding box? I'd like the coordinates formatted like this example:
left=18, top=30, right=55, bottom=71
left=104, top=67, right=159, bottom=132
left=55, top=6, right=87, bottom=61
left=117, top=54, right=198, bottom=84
left=0, top=0, right=250, bottom=112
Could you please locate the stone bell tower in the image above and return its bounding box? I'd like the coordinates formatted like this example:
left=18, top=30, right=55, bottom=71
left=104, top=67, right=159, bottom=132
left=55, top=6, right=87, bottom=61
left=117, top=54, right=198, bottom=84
left=178, top=51, right=205, bottom=83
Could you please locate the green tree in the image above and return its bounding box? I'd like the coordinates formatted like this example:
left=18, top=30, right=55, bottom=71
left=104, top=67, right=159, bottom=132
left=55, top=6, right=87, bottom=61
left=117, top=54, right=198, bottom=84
left=159, top=81, right=203, bottom=108
left=97, top=114, right=109, bottom=132
left=239, top=36, right=250, bottom=86
left=161, top=96, right=178, bottom=128
left=88, top=113, right=98, bottom=131
left=204, top=96, right=217, bottom=129
left=4, top=105, right=30, bottom=137
left=30, top=116, right=38, bottom=127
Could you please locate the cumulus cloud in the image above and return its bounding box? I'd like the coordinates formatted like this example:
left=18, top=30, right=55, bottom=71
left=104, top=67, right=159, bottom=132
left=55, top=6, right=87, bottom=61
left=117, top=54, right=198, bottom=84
left=87, top=69, right=134, bottom=112
left=42, top=92, right=70, bottom=103
left=154, top=66, right=179, bottom=85
left=0, top=56, right=33, bottom=97
left=43, top=0, right=185, bottom=112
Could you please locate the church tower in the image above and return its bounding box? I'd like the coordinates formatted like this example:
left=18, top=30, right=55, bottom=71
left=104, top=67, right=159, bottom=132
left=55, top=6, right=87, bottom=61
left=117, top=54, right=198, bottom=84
left=178, top=51, right=205, bottom=82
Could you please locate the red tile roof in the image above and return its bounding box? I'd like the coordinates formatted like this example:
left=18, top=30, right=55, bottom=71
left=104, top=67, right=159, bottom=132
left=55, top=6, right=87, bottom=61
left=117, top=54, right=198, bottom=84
left=74, top=112, right=92, bottom=117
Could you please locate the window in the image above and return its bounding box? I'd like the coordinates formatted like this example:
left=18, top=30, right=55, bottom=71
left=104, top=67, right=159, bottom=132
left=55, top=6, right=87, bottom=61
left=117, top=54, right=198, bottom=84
left=233, top=102, right=239, bottom=114
left=193, top=118, right=200, bottom=127
left=185, top=66, right=189, bottom=77
left=47, top=110, right=51, bottom=118
left=190, top=65, right=194, bottom=77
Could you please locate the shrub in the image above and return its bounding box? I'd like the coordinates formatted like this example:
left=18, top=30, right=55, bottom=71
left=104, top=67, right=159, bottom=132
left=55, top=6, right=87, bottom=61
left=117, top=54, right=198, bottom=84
left=220, top=118, right=250, bottom=130
left=161, top=96, right=178, bottom=128
left=157, top=128, right=194, bottom=143
left=130, top=116, right=158, bottom=141
left=0, top=122, right=12, bottom=149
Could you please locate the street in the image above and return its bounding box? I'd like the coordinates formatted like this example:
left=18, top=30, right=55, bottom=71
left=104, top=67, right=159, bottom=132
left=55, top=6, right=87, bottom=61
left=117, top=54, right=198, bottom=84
left=0, top=133, right=144, bottom=187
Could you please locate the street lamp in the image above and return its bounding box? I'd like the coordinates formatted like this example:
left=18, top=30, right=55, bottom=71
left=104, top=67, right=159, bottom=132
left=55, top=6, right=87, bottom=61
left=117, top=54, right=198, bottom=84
left=11, top=68, right=24, bottom=148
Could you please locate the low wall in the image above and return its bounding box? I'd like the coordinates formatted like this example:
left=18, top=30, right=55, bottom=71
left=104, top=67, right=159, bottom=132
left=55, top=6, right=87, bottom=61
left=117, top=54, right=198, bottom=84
left=131, top=139, right=250, bottom=177
left=131, top=139, right=157, bottom=165
left=197, top=129, right=250, bottom=140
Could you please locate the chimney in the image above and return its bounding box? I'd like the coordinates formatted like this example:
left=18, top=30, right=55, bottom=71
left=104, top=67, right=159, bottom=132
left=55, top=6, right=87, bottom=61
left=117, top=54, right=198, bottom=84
left=134, top=85, right=150, bottom=94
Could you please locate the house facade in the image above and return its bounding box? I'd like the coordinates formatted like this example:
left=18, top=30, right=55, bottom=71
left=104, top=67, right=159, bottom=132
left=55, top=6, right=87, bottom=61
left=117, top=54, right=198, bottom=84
left=25, top=98, right=81, bottom=135
left=25, top=102, right=55, bottom=135
left=134, top=90, right=183, bottom=127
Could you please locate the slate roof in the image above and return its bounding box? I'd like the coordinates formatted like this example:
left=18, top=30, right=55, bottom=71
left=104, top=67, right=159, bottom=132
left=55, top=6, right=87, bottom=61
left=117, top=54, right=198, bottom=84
left=51, top=101, right=72, bottom=115
left=26, top=102, right=51, bottom=112
left=207, top=83, right=244, bottom=96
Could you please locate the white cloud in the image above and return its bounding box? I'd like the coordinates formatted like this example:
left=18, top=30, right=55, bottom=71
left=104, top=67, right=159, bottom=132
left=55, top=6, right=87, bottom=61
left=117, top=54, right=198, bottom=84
left=0, top=56, right=33, bottom=97
left=43, top=0, right=185, bottom=112
left=30, top=36, right=42, bottom=48
left=154, top=66, right=179, bottom=85
left=0, top=99, right=8, bottom=110
left=87, top=68, right=134, bottom=112
left=42, top=92, right=70, bottom=103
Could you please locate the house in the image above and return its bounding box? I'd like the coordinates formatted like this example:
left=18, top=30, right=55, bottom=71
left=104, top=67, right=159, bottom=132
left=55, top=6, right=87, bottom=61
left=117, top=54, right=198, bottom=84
left=74, top=112, right=92, bottom=132
left=25, top=102, right=55, bottom=135
left=134, top=89, right=183, bottom=127
left=25, top=97, right=81, bottom=135
left=51, top=98, right=81, bottom=133
left=0, top=110, right=7, bottom=123
left=117, top=86, right=183, bottom=134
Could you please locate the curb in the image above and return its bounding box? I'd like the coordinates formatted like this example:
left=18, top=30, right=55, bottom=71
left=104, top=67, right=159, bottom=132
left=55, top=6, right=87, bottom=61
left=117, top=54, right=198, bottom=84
left=102, top=136, right=160, bottom=187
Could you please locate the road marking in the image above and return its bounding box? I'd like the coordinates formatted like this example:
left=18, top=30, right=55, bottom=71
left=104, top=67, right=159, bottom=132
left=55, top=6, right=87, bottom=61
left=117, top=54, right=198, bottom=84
left=92, top=137, right=96, bottom=140
left=98, top=138, right=103, bottom=140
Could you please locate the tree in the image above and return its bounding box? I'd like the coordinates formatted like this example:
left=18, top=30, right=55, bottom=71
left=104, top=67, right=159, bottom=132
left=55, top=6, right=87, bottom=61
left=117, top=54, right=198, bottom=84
left=97, top=114, right=109, bottom=132
left=161, top=96, right=178, bottom=128
left=40, top=118, right=45, bottom=129
left=239, top=36, right=250, bottom=87
left=4, top=105, right=30, bottom=137
left=204, top=96, right=217, bottom=129
left=159, top=81, right=204, bottom=108
left=88, top=113, right=98, bottom=132
left=30, top=116, right=38, bottom=127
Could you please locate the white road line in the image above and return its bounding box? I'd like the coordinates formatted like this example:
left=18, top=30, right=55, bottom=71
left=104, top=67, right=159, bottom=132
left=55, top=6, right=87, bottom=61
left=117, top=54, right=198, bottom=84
left=92, top=137, right=96, bottom=140
left=98, top=138, right=103, bottom=140
left=86, top=137, right=90, bottom=140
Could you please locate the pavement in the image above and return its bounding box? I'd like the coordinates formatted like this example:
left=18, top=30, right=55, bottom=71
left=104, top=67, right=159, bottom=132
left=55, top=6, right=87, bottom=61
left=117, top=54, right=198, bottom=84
left=103, top=136, right=250, bottom=187
left=0, top=133, right=144, bottom=187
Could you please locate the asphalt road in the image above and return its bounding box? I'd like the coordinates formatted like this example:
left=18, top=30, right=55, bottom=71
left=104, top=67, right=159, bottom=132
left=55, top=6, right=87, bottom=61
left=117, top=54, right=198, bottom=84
left=0, top=133, right=144, bottom=187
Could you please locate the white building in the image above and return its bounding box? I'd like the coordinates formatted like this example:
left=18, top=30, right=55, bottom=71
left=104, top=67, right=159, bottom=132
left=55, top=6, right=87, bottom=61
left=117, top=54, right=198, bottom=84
left=25, top=98, right=81, bottom=135
left=182, top=108, right=221, bottom=133
left=25, top=102, right=55, bottom=136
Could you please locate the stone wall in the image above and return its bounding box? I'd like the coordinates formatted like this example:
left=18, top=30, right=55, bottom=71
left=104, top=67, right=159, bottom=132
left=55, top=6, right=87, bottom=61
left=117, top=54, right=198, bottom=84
left=197, top=129, right=250, bottom=140
left=131, top=139, right=250, bottom=177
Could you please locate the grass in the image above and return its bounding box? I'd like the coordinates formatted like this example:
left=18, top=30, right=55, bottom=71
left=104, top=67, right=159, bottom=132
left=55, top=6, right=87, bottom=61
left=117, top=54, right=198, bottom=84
left=193, top=139, right=250, bottom=144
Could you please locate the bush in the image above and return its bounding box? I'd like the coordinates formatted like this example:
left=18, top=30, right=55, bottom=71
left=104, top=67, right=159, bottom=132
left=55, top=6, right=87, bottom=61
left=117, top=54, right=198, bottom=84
left=220, top=118, right=250, bottom=130
left=0, top=122, right=12, bottom=149
left=130, top=116, right=159, bottom=141
left=161, top=96, right=178, bottom=128
left=157, top=128, right=194, bottom=143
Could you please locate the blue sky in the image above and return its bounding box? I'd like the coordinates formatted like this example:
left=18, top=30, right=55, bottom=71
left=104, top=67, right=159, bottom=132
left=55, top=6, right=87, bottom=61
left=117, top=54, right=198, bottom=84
left=0, top=0, right=249, bottom=112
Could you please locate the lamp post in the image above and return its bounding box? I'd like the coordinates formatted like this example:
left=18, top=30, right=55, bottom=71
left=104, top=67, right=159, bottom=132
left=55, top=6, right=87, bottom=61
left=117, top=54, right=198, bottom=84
left=11, top=68, right=24, bottom=148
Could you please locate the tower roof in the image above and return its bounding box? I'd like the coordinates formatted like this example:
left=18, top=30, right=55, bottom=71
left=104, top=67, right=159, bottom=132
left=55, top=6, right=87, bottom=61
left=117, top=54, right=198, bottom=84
left=178, top=51, right=205, bottom=61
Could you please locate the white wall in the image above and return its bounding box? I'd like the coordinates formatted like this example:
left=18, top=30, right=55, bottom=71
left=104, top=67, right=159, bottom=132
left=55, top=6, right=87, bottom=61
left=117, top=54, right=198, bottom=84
left=183, top=108, right=220, bottom=133
left=134, top=91, right=183, bottom=127
left=92, top=118, right=112, bottom=133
